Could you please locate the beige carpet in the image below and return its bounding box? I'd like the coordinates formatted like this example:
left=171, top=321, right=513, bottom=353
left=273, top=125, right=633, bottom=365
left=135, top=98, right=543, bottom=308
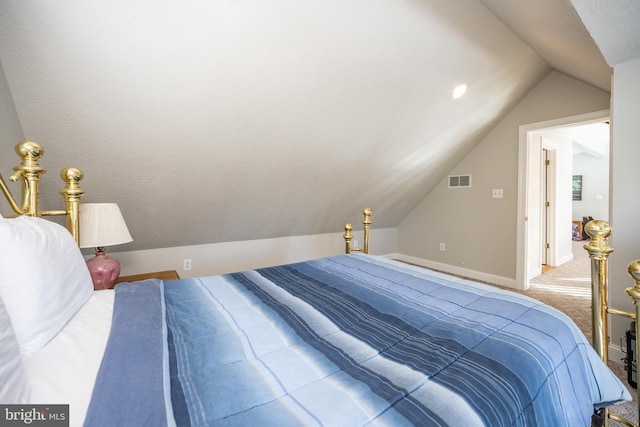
left=523, top=240, right=636, bottom=426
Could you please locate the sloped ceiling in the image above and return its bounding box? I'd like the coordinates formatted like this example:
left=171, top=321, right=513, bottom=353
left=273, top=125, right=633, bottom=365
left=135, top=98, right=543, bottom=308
left=478, top=0, right=611, bottom=91
left=0, top=1, right=611, bottom=251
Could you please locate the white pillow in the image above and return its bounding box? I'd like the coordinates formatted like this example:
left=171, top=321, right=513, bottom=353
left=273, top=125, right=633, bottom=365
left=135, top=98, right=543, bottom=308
left=0, top=294, right=30, bottom=403
left=0, top=216, right=93, bottom=354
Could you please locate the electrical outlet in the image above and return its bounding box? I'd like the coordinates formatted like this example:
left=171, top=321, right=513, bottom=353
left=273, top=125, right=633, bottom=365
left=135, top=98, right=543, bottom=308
left=183, top=259, right=192, bottom=270
left=353, top=240, right=359, bottom=248
left=439, top=243, right=445, bottom=251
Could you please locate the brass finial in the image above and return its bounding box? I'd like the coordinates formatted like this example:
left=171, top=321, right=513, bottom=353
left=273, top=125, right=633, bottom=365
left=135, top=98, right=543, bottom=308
left=584, top=220, right=614, bottom=260
left=585, top=219, right=612, bottom=241
left=343, top=223, right=353, bottom=254
left=10, top=140, right=45, bottom=182
left=15, top=140, right=44, bottom=160
left=363, top=208, right=372, bottom=223
left=344, top=223, right=353, bottom=238
left=626, top=260, right=640, bottom=305
left=60, top=167, right=83, bottom=185
left=628, top=260, right=640, bottom=285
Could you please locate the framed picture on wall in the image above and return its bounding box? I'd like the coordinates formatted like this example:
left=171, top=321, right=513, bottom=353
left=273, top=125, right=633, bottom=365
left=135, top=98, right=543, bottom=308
left=572, top=175, right=582, bottom=201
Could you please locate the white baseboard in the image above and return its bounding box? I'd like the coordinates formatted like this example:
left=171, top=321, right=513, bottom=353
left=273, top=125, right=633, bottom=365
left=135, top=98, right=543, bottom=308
left=610, top=343, right=627, bottom=366
left=528, top=266, right=542, bottom=279
left=385, top=253, right=517, bottom=289
left=555, top=252, right=574, bottom=267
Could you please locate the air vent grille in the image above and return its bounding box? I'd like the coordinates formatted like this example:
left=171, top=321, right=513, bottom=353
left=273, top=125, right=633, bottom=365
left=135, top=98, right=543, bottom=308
left=448, top=174, right=472, bottom=188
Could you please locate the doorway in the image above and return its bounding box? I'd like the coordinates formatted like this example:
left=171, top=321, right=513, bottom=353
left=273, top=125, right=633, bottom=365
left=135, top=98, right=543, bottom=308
left=516, top=109, right=610, bottom=290
left=541, top=147, right=551, bottom=272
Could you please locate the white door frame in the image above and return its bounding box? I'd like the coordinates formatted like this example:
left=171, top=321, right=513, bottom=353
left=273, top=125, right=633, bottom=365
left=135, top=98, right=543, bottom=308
left=516, top=109, right=610, bottom=290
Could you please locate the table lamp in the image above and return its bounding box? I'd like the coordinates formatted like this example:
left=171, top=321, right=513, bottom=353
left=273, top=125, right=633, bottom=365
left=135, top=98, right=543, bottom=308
left=79, top=203, right=133, bottom=290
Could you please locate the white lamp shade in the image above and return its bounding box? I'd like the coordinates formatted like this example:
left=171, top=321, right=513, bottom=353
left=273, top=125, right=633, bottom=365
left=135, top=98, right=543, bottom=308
left=79, top=203, right=133, bottom=249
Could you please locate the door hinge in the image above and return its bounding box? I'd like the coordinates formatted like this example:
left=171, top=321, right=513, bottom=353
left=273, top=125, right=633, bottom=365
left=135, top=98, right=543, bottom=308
left=546, top=243, right=550, bottom=249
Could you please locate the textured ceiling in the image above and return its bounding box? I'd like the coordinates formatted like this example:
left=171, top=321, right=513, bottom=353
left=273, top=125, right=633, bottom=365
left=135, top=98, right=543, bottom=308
left=0, top=0, right=621, bottom=251
left=570, top=0, right=640, bottom=67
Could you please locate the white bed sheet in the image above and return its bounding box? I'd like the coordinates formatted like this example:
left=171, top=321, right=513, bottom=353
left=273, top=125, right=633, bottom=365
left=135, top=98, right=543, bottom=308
left=22, top=290, right=114, bottom=427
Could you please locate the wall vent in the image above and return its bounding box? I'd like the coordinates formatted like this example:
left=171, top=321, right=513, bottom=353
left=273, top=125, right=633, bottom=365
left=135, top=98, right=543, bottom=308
left=448, top=174, right=472, bottom=188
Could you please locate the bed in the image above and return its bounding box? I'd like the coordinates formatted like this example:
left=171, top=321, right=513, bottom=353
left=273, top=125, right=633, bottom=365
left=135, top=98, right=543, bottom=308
left=0, top=141, right=635, bottom=427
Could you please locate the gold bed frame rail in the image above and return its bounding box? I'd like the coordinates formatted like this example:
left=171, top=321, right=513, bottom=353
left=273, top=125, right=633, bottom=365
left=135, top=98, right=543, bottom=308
left=0, top=141, right=85, bottom=243
left=585, top=220, right=639, bottom=427
left=343, top=208, right=372, bottom=254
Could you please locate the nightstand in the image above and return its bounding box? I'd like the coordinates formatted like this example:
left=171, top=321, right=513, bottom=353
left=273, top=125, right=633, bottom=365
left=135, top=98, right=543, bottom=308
left=111, top=270, right=180, bottom=288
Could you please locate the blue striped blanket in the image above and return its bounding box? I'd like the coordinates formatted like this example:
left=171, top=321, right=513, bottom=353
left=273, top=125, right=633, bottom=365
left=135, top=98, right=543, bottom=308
left=84, top=254, right=630, bottom=426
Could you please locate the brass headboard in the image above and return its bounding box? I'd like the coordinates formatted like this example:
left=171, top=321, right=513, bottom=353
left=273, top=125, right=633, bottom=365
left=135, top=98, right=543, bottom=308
left=343, top=208, right=372, bottom=254
left=0, top=141, right=85, bottom=244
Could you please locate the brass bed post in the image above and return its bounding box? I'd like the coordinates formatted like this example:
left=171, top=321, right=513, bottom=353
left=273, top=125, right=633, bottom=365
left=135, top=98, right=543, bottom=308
left=584, top=220, right=637, bottom=427
left=53, top=167, right=85, bottom=244
left=584, top=220, right=615, bottom=363
left=362, top=207, right=372, bottom=254
left=0, top=141, right=85, bottom=244
left=0, top=141, right=46, bottom=216
left=343, top=223, right=354, bottom=254
left=343, top=208, right=372, bottom=254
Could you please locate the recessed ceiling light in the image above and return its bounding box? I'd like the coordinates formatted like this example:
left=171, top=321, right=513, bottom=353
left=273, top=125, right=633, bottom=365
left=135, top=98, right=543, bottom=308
left=452, top=84, right=467, bottom=99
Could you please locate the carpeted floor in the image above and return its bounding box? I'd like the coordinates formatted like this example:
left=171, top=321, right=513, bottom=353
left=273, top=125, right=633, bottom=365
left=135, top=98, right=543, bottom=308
left=521, top=240, right=637, bottom=426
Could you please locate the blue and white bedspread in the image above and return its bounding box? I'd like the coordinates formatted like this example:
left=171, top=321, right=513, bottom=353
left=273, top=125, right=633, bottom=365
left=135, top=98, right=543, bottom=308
left=84, top=254, right=630, bottom=427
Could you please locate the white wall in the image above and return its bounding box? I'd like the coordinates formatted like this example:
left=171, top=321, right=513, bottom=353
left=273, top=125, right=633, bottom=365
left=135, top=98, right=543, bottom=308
left=551, top=131, right=581, bottom=265
left=572, top=152, right=609, bottom=222
left=0, top=63, right=25, bottom=213
left=520, top=129, right=574, bottom=277
left=106, top=227, right=397, bottom=278
left=534, top=126, right=598, bottom=266
left=520, top=129, right=576, bottom=272
left=609, top=57, right=640, bottom=348
left=551, top=135, right=574, bottom=265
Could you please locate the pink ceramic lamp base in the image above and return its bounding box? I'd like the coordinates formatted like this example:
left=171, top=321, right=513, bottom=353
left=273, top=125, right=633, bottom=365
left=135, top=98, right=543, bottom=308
left=86, top=249, right=121, bottom=290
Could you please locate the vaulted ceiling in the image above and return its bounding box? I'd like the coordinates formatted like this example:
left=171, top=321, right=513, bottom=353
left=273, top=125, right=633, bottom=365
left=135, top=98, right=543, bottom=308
left=0, top=0, right=623, bottom=251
